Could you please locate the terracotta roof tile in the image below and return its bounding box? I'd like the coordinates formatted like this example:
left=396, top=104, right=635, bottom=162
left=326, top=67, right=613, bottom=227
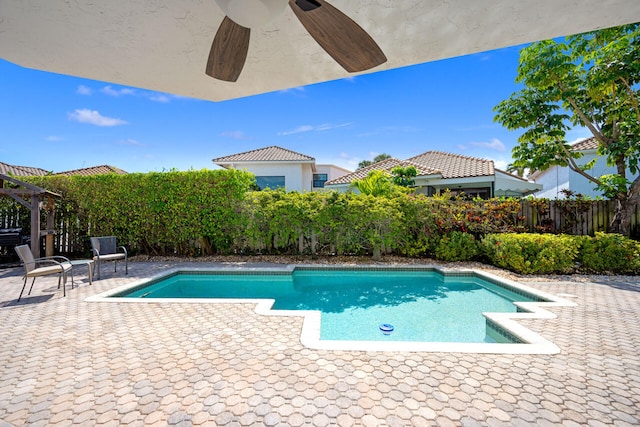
left=406, top=151, right=494, bottom=179
left=55, top=165, right=128, bottom=176
left=0, top=161, right=50, bottom=177
left=570, top=137, right=599, bottom=151
left=213, top=146, right=315, bottom=163
left=325, top=158, right=440, bottom=186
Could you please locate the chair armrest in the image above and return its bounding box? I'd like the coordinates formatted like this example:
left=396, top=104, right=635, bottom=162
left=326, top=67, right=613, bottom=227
left=118, top=246, right=128, bottom=256
left=39, top=255, right=71, bottom=263
left=32, top=258, right=68, bottom=268
left=92, top=248, right=100, bottom=257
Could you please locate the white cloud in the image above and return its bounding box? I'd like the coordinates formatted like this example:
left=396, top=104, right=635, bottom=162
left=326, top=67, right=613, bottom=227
left=45, top=135, right=64, bottom=142
left=278, top=122, right=352, bottom=136
left=278, top=86, right=306, bottom=95
left=494, top=159, right=510, bottom=170
left=101, top=86, right=136, bottom=97
left=568, top=136, right=588, bottom=146
left=317, top=152, right=359, bottom=171
left=279, top=125, right=313, bottom=136
left=147, top=93, right=171, bottom=103
left=565, top=127, right=592, bottom=144
left=459, top=138, right=506, bottom=152
left=118, top=138, right=143, bottom=146
left=76, top=85, right=92, bottom=95
left=68, top=109, right=128, bottom=126
left=357, top=126, right=420, bottom=138
left=79, top=84, right=180, bottom=103
left=453, top=123, right=498, bottom=132
left=219, top=131, right=252, bottom=140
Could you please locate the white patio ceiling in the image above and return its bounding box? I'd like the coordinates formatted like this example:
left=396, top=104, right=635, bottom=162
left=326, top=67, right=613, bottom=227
left=1, top=1, right=639, bottom=102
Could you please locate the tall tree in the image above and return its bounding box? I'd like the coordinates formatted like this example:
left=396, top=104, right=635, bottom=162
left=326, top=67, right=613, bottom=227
left=494, top=23, right=640, bottom=234
left=357, top=153, right=392, bottom=170
left=391, top=166, right=417, bottom=187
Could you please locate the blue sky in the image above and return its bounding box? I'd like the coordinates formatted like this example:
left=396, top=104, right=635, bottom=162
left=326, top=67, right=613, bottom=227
left=1, top=44, right=591, bottom=174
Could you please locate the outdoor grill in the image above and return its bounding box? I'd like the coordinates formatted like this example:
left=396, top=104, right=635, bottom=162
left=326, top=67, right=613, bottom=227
left=0, top=228, right=30, bottom=254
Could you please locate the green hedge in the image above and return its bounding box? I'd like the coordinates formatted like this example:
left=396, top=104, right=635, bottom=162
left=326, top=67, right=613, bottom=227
left=434, top=231, right=480, bottom=262
left=481, top=233, right=581, bottom=274
left=10, top=172, right=639, bottom=274
left=579, top=232, right=640, bottom=274
left=26, top=169, right=255, bottom=256
left=481, top=232, right=640, bottom=275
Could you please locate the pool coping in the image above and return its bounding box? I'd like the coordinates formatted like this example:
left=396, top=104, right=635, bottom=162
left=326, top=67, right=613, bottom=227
left=86, top=265, right=578, bottom=354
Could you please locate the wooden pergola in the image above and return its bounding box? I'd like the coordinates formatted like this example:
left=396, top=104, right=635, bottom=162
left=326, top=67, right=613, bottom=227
left=0, top=173, right=60, bottom=258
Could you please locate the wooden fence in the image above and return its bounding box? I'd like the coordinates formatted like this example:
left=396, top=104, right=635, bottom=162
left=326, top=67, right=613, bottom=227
left=0, top=210, right=87, bottom=257
left=519, top=199, right=639, bottom=237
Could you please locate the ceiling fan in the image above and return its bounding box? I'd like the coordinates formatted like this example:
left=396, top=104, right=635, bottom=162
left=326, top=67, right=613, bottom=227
left=206, top=0, right=387, bottom=82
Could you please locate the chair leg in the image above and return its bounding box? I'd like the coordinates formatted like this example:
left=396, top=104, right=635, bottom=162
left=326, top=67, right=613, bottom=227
left=28, top=277, right=36, bottom=295
left=88, top=262, right=93, bottom=285
left=18, top=276, right=28, bottom=301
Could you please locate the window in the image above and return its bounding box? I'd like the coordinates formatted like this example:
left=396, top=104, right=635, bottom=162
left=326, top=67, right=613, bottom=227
left=255, top=176, right=285, bottom=190
left=447, top=187, right=491, bottom=200
left=313, top=174, right=328, bottom=188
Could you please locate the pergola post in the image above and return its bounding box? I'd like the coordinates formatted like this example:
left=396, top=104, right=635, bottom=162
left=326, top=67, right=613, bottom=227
left=30, top=194, right=41, bottom=259
left=45, top=196, right=56, bottom=257
left=0, top=173, right=61, bottom=260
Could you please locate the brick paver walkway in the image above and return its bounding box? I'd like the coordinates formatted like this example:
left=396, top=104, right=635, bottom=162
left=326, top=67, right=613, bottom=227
left=0, top=261, right=638, bottom=426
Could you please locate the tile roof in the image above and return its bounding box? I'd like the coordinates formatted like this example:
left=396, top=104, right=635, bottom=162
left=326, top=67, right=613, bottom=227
left=54, top=165, right=128, bottom=176
left=570, top=137, right=599, bottom=151
left=407, top=151, right=494, bottom=178
left=213, top=146, right=315, bottom=164
left=325, top=158, right=440, bottom=186
left=0, top=161, right=50, bottom=177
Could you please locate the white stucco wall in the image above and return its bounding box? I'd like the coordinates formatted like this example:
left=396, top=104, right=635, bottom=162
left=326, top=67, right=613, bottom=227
left=229, top=163, right=314, bottom=192
left=533, top=150, right=639, bottom=198
left=569, top=151, right=613, bottom=196
left=315, top=164, right=352, bottom=181
left=531, top=166, right=570, bottom=198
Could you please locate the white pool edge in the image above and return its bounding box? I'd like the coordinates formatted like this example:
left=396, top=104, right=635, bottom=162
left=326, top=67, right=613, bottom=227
left=86, top=265, right=578, bottom=354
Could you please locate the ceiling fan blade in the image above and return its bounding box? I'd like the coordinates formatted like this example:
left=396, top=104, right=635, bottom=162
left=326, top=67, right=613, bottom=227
left=289, top=0, right=387, bottom=73
left=205, top=16, right=251, bottom=82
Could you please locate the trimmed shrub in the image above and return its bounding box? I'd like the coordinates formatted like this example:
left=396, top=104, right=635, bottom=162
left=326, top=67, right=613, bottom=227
left=579, top=232, right=640, bottom=274
left=434, top=231, right=479, bottom=262
left=481, top=233, right=581, bottom=274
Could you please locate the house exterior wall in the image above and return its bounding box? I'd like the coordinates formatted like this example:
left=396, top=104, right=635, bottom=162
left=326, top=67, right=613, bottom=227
left=569, top=151, right=605, bottom=197
left=314, top=164, right=352, bottom=190
left=531, top=166, right=570, bottom=199
left=533, top=150, right=639, bottom=199
left=230, top=163, right=314, bottom=192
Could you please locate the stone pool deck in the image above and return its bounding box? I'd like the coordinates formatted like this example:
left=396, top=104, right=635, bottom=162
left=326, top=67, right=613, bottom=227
left=0, top=260, right=638, bottom=426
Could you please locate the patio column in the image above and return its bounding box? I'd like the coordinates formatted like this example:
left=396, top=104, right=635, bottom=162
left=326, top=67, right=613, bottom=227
left=30, top=194, right=41, bottom=259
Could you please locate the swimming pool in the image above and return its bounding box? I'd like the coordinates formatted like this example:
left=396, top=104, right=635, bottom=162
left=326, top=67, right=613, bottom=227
left=89, top=266, right=577, bottom=354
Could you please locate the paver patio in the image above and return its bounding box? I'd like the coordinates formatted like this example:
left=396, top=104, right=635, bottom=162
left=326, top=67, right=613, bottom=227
left=0, top=260, right=638, bottom=426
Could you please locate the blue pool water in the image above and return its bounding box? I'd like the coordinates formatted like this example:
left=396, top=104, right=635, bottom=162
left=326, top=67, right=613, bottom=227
left=115, top=269, right=536, bottom=343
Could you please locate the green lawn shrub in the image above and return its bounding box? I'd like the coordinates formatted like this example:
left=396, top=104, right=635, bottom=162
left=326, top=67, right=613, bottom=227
left=27, top=169, right=255, bottom=256
left=579, top=232, right=640, bottom=274
left=481, top=233, right=581, bottom=274
left=434, top=231, right=479, bottom=262
left=14, top=172, right=639, bottom=272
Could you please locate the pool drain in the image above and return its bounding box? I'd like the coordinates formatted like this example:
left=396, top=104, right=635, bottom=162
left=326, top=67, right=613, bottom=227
left=379, top=324, right=394, bottom=335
